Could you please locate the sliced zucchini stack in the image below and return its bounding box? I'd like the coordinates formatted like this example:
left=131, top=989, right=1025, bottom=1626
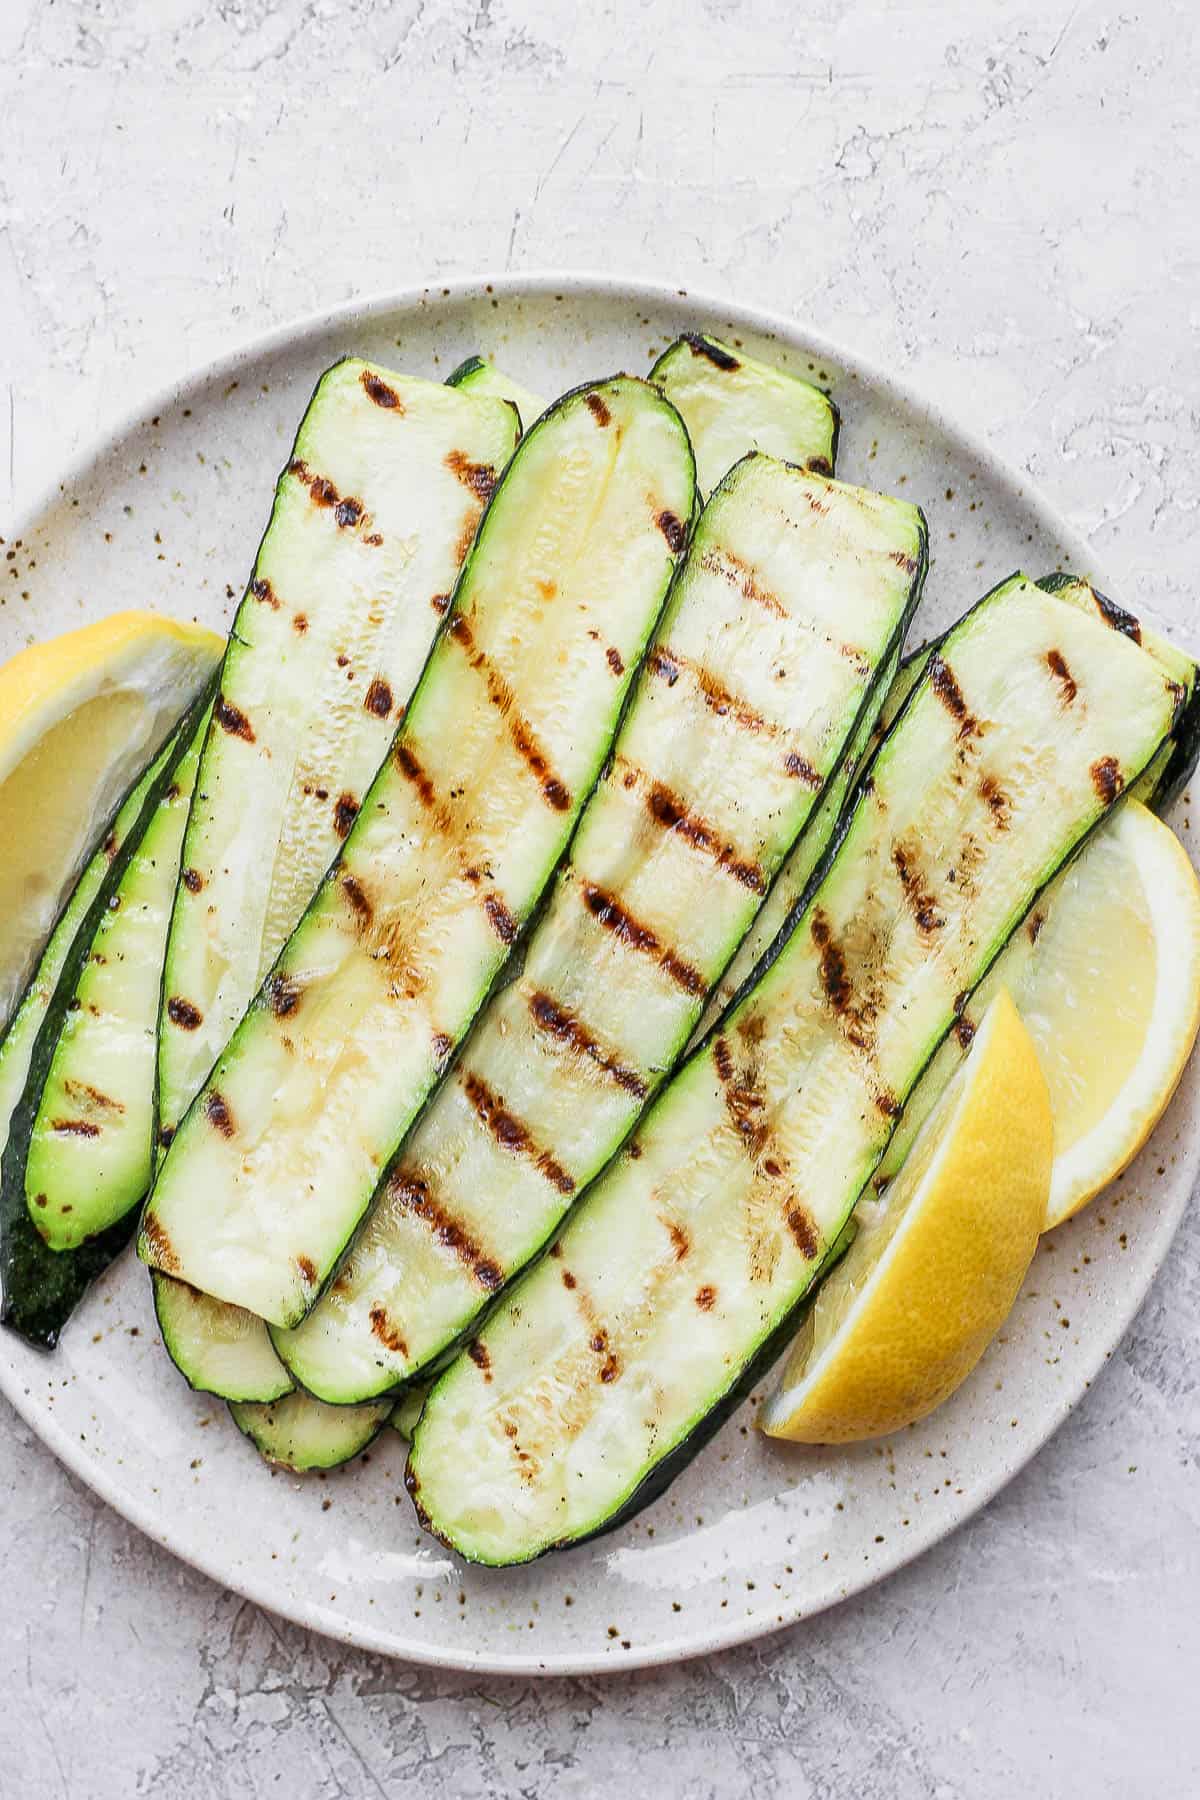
left=271, top=456, right=926, bottom=1404
left=446, top=355, right=547, bottom=429
left=651, top=333, right=837, bottom=496
left=23, top=706, right=212, bottom=1253
left=140, top=376, right=696, bottom=1329
left=406, top=573, right=1181, bottom=1564
left=0, top=678, right=218, bottom=1348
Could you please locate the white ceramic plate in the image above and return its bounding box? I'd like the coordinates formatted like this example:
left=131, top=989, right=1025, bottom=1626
left=1, top=275, right=1195, bottom=1676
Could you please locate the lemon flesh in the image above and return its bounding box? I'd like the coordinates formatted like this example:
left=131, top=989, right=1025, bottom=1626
left=878, top=800, right=1200, bottom=1231
left=761, top=989, right=1052, bottom=1443
left=0, top=611, right=223, bottom=1026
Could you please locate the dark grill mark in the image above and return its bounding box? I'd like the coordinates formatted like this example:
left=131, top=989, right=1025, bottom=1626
left=695, top=1284, right=717, bottom=1310
left=445, top=448, right=498, bottom=504
left=701, top=546, right=786, bottom=619
left=1046, top=649, right=1077, bottom=703
left=1093, top=591, right=1142, bottom=643
left=810, top=909, right=853, bottom=1013
left=807, top=455, right=833, bottom=478
left=395, top=743, right=436, bottom=809
left=467, top=1339, right=492, bottom=1381
left=890, top=550, right=919, bottom=574
left=657, top=510, right=686, bottom=553
left=665, top=1219, right=690, bottom=1261
left=50, top=1119, right=100, bottom=1138
left=955, top=1015, right=976, bottom=1050
left=875, top=1088, right=901, bottom=1118
left=893, top=842, right=944, bottom=934
left=369, top=1307, right=408, bottom=1356
left=166, top=996, right=203, bottom=1031
left=361, top=368, right=403, bottom=410
left=461, top=1071, right=575, bottom=1195
left=713, top=1034, right=770, bottom=1158
left=62, top=1078, right=123, bottom=1114
left=648, top=644, right=772, bottom=736
left=288, top=460, right=369, bottom=533
left=1091, top=756, right=1124, bottom=805
left=296, top=1256, right=317, bottom=1286
left=182, top=867, right=204, bottom=894
left=432, top=1031, right=453, bottom=1064
left=580, top=882, right=705, bottom=995
left=214, top=693, right=255, bottom=742
left=783, top=751, right=822, bottom=787
left=250, top=576, right=279, bottom=609
left=928, top=654, right=979, bottom=739
left=293, top=612, right=308, bottom=634
left=606, top=645, right=624, bottom=677
left=584, top=391, right=612, bottom=427
left=449, top=614, right=571, bottom=811
left=562, top=1268, right=577, bottom=1289
left=979, top=773, right=1011, bottom=828
left=205, top=1090, right=235, bottom=1138
left=589, top=1329, right=621, bottom=1384
left=430, top=592, right=451, bottom=615
left=1028, top=911, right=1045, bottom=944
left=527, top=990, right=647, bottom=1098
left=683, top=333, right=740, bottom=372
left=483, top=893, right=517, bottom=943
left=643, top=777, right=766, bottom=893
left=341, top=873, right=373, bottom=926
left=102, top=830, right=119, bottom=859
left=364, top=677, right=393, bottom=718
left=333, top=793, right=359, bottom=838
left=264, top=972, right=302, bottom=1018
left=140, top=1213, right=179, bottom=1274
left=388, top=1172, right=503, bottom=1289
left=786, top=1203, right=820, bottom=1258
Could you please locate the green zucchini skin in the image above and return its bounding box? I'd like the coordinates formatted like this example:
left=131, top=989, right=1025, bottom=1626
left=229, top=1388, right=394, bottom=1472
left=650, top=333, right=838, bottom=498
left=140, top=375, right=696, bottom=1330
left=24, top=706, right=211, bottom=1251
left=406, top=574, right=1180, bottom=1565
left=0, top=677, right=219, bottom=1350
left=153, top=1273, right=293, bottom=1402
left=445, top=356, right=547, bottom=432
left=270, top=457, right=927, bottom=1403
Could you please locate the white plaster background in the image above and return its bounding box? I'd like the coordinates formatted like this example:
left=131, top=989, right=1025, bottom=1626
left=1, top=0, right=1198, bottom=1793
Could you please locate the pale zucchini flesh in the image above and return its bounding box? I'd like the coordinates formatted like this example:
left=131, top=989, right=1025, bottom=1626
left=406, top=574, right=1180, bottom=1564
left=25, top=708, right=210, bottom=1251
left=651, top=334, right=837, bottom=498
left=156, top=359, right=521, bottom=1151
left=446, top=356, right=547, bottom=430
left=229, top=1388, right=394, bottom=1472
left=140, top=376, right=696, bottom=1329
left=272, top=456, right=926, bottom=1403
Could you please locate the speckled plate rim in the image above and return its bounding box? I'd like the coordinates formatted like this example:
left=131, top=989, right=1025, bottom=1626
left=1, top=271, right=1194, bottom=1677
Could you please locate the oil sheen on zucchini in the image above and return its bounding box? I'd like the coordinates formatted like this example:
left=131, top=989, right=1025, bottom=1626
left=24, top=707, right=211, bottom=1251
left=406, top=573, right=1180, bottom=1564
left=140, top=375, right=696, bottom=1329
left=271, top=456, right=926, bottom=1403
left=0, top=680, right=217, bottom=1349
left=873, top=574, right=1198, bottom=1185
left=650, top=333, right=837, bottom=497
left=156, top=359, right=520, bottom=1154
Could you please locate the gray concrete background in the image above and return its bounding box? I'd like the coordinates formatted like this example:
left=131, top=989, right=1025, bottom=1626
left=2, top=1, right=1198, bottom=1793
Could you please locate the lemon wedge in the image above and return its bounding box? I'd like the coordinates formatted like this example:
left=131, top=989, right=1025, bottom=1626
left=0, top=611, right=223, bottom=1026
left=878, top=800, right=1200, bottom=1233
left=761, top=989, right=1051, bottom=1443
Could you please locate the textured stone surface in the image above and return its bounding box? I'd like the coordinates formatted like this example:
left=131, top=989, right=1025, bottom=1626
left=1, top=0, right=1198, bottom=1793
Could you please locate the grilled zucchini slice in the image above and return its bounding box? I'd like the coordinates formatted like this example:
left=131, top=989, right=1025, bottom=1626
left=140, top=375, right=696, bottom=1328
left=272, top=457, right=926, bottom=1403
left=406, top=573, right=1180, bottom=1564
